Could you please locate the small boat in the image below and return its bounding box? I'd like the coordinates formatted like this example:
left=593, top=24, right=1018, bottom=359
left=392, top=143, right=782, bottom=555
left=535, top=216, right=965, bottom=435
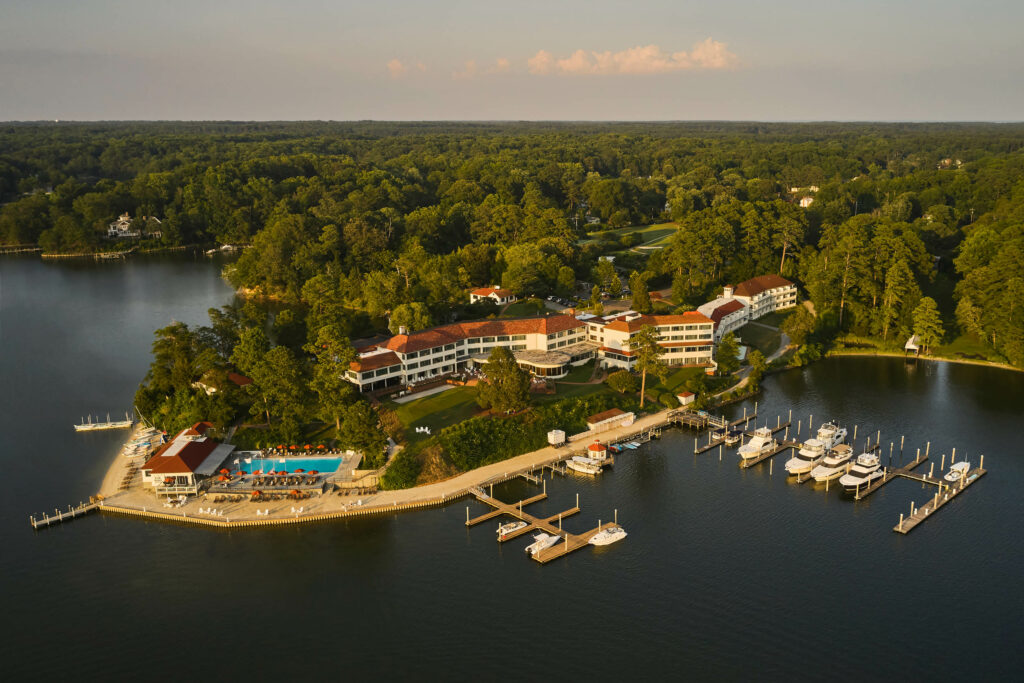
left=737, top=427, right=777, bottom=461
left=622, top=442, right=638, bottom=450
left=609, top=444, right=622, bottom=454
left=497, top=520, right=527, bottom=539
left=944, top=461, right=971, bottom=482
left=810, top=444, right=854, bottom=482
left=724, top=428, right=742, bottom=446
left=839, top=452, right=885, bottom=492
left=589, top=526, right=627, bottom=546
left=524, top=532, right=561, bottom=556
left=815, top=421, right=848, bottom=450
left=785, top=438, right=826, bottom=476
left=567, top=456, right=603, bottom=475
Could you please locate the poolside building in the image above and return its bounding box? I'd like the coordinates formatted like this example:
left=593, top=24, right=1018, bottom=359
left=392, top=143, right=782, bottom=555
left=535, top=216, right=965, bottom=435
left=140, top=422, right=235, bottom=496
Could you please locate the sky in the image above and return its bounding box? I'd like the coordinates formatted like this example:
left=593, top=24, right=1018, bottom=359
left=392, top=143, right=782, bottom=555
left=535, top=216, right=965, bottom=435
left=1, top=0, right=1022, bottom=121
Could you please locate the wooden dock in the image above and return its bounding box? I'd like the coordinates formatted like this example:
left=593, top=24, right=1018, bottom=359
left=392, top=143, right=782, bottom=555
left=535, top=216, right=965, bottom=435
left=739, top=440, right=797, bottom=468
left=30, top=502, right=99, bottom=529
left=465, top=490, right=618, bottom=563
left=853, top=452, right=929, bottom=500
left=895, top=468, right=987, bottom=534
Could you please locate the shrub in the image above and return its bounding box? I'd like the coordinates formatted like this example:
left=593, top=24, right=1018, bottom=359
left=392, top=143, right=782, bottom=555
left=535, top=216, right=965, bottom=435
left=659, top=392, right=677, bottom=409
left=380, top=448, right=422, bottom=490
left=605, top=370, right=638, bottom=394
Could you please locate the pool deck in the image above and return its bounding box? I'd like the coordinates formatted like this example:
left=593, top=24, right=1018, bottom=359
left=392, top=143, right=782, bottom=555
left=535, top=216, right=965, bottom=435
left=92, top=409, right=677, bottom=528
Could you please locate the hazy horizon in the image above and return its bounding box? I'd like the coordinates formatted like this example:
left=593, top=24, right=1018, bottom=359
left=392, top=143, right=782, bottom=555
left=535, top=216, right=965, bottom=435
left=3, top=0, right=1022, bottom=121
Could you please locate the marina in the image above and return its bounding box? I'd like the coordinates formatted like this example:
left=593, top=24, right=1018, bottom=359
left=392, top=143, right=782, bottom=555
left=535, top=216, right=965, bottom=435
left=73, top=412, right=135, bottom=432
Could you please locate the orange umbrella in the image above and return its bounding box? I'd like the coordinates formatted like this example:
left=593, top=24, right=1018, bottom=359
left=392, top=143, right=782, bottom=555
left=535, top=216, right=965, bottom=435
left=317, top=444, right=326, bottom=450
left=289, top=445, right=297, bottom=451
left=304, top=444, right=311, bottom=450
left=295, top=468, right=306, bottom=473
left=219, top=468, right=229, bottom=474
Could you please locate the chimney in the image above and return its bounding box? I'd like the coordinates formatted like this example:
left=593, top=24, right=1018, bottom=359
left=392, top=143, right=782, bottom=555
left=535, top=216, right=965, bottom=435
left=398, top=326, right=408, bottom=335
left=723, top=285, right=734, bottom=299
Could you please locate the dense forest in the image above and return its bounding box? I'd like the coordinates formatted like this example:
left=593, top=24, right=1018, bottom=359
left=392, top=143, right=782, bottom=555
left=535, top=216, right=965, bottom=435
left=3, top=121, right=1023, bottom=452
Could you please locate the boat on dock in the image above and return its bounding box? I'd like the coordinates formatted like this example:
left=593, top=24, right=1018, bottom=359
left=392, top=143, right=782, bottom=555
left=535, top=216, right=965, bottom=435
left=74, top=412, right=134, bottom=432
left=738, top=427, right=777, bottom=461
left=810, top=444, right=854, bottom=482
left=815, top=421, right=848, bottom=449
left=785, top=438, right=826, bottom=475
left=567, top=456, right=603, bottom=475
left=839, top=452, right=885, bottom=492
left=589, top=526, right=627, bottom=546
left=524, top=532, right=561, bottom=556
left=497, top=520, right=527, bottom=539
left=943, top=461, right=971, bottom=482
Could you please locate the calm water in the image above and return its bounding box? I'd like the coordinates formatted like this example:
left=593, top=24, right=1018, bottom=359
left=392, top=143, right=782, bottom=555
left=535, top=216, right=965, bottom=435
left=2, top=256, right=1023, bottom=681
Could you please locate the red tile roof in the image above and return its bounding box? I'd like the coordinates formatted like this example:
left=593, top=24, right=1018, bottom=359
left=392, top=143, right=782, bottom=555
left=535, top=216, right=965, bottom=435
left=603, top=312, right=713, bottom=333
left=471, top=287, right=515, bottom=298
left=371, top=315, right=585, bottom=354
left=587, top=408, right=627, bottom=424
left=707, top=299, right=747, bottom=325
left=227, top=372, right=252, bottom=387
left=142, top=428, right=219, bottom=475
left=733, top=275, right=794, bottom=298
left=351, top=351, right=402, bottom=373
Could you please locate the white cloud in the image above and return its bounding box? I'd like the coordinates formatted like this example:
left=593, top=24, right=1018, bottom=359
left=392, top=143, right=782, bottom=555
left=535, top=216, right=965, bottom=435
left=453, top=57, right=512, bottom=79
left=529, top=40, right=738, bottom=76
left=386, top=58, right=407, bottom=79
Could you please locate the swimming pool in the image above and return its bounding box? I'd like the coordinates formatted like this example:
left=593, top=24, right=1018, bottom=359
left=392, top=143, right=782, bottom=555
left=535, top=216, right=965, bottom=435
left=234, top=456, right=345, bottom=475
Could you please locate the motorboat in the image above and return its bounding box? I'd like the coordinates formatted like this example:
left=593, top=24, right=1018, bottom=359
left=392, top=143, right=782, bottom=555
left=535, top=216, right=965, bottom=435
left=589, top=526, right=627, bottom=546
left=810, top=444, right=854, bottom=482
left=497, top=520, right=527, bottom=539
left=944, top=461, right=971, bottom=483
left=724, top=428, right=742, bottom=446
left=839, top=452, right=885, bottom=492
left=785, top=438, right=826, bottom=476
left=567, top=456, right=603, bottom=475
left=525, top=532, right=561, bottom=556
left=815, top=421, right=848, bottom=450
left=737, top=427, right=777, bottom=461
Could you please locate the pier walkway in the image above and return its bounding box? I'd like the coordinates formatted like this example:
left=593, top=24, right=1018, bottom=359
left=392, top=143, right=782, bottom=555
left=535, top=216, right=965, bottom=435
left=895, top=468, right=987, bottom=534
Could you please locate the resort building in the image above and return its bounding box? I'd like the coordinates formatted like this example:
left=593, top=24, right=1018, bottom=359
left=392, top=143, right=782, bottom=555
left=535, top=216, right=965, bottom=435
left=583, top=310, right=715, bottom=371
left=140, top=422, right=235, bottom=496
left=346, top=315, right=593, bottom=392
left=469, top=286, right=516, bottom=305
left=698, top=297, right=750, bottom=342
left=725, top=276, right=797, bottom=320
left=799, top=196, right=815, bottom=208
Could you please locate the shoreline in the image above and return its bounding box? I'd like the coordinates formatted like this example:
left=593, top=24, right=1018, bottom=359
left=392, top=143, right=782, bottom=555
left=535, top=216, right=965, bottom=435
left=93, top=410, right=675, bottom=529
left=826, top=349, right=1022, bottom=373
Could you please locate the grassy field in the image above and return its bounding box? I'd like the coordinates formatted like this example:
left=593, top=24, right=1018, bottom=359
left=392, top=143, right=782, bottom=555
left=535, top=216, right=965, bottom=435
left=650, top=366, right=705, bottom=394
left=736, top=323, right=783, bottom=356
left=559, top=360, right=596, bottom=383
left=578, top=222, right=676, bottom=247
left=500, top=298, right=546, bottom=317
left=387, top=386, right=482, bottom=443
left=935, top=334, right=1000, bottom=361
left=753, top=310, right=793, bottom=328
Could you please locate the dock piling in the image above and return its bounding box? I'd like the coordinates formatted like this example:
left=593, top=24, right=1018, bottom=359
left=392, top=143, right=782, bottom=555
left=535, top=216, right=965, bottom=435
left=941, top=453, right=946, bottom=471
left=809, top=415, right=813, bottom=432
left=769, top=459, right=773, bottom=476
left=899, top=513, right=904, bottom=531
left=797, top=420, right=801, bottom=436
left=926, top=441, right=930, bottom=457
left=980, top=455, right=984, bottom=469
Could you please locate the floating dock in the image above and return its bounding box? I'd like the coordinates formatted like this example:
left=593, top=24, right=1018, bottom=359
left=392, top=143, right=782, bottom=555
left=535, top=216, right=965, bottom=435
left=465, top=490, right=619, bottom=563
left=895, top=467, right=987, bottom=534
left=30, top=502, right=99, bottom=529
left=74, top=412, right=134, bottom=432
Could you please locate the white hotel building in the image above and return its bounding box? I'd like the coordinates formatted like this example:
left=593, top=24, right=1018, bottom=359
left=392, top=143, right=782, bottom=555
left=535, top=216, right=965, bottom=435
left=345, top=310, right=717, bottom=393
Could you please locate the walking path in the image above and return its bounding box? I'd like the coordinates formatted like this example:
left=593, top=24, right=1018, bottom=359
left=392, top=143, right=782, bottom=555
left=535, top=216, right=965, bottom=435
left=94, top=408, right=677, bottom=528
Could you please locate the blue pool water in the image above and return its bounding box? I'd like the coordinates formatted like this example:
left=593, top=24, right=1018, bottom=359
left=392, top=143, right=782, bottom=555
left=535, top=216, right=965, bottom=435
left=236, top=456, right=344, bottom=474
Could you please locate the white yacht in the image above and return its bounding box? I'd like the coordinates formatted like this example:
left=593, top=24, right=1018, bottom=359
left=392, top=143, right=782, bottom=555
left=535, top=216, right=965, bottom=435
left=944, top=461, right=971, bottom=483
left=810, top=443, right=854, bottom=482
left=589, top=526, right=627, bottom=546
left=567, top=456, right=603, bottom=475
left=524, top=532, right=561, bottom=556
left=737, top=427, right=777, bottom=461
left=839, top=452, right=885, bottom=492
left=496, top=520, right=527, bottom=539
left=785, top=438, right=826, bottom=475
left=815, top=421, right=848, bottom=450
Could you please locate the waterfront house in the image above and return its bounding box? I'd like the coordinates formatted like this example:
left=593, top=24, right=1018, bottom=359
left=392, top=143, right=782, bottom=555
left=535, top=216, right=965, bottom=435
left=469, top=286, right=516, bottom=305
left=799, top=196, right=815, bottom=208
left=106, top=212, right=163, bottom=240
left=139, top=422, right=235, bottom=496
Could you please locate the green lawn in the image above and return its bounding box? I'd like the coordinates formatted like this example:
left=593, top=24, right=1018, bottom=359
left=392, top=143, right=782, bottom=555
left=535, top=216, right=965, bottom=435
left=559, top=359, right=595, bottom=383
left=736, top=323, right=783, bottom=356
left=500, top=298, right=546, bottom=317
left=752, top=310, right=792, bottom=328
left=651, top=366, right=706, bottom=394
left=935, top=335, right=1001, bottom=362
left=578, top=222, right=676, bottom=246
left=387, top=386, right=482, bottom=443
left=538, top=381, right=610, bottom=403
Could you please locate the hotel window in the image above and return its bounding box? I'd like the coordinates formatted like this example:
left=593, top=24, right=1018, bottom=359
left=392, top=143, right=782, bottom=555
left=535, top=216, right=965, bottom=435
left=444, top=343, right=455, bottom=351
left=483, top=337, right=496, bottom=343
left=511, top=335, right=526, bottom=341
left=497, top=335, right=510, bottom=342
